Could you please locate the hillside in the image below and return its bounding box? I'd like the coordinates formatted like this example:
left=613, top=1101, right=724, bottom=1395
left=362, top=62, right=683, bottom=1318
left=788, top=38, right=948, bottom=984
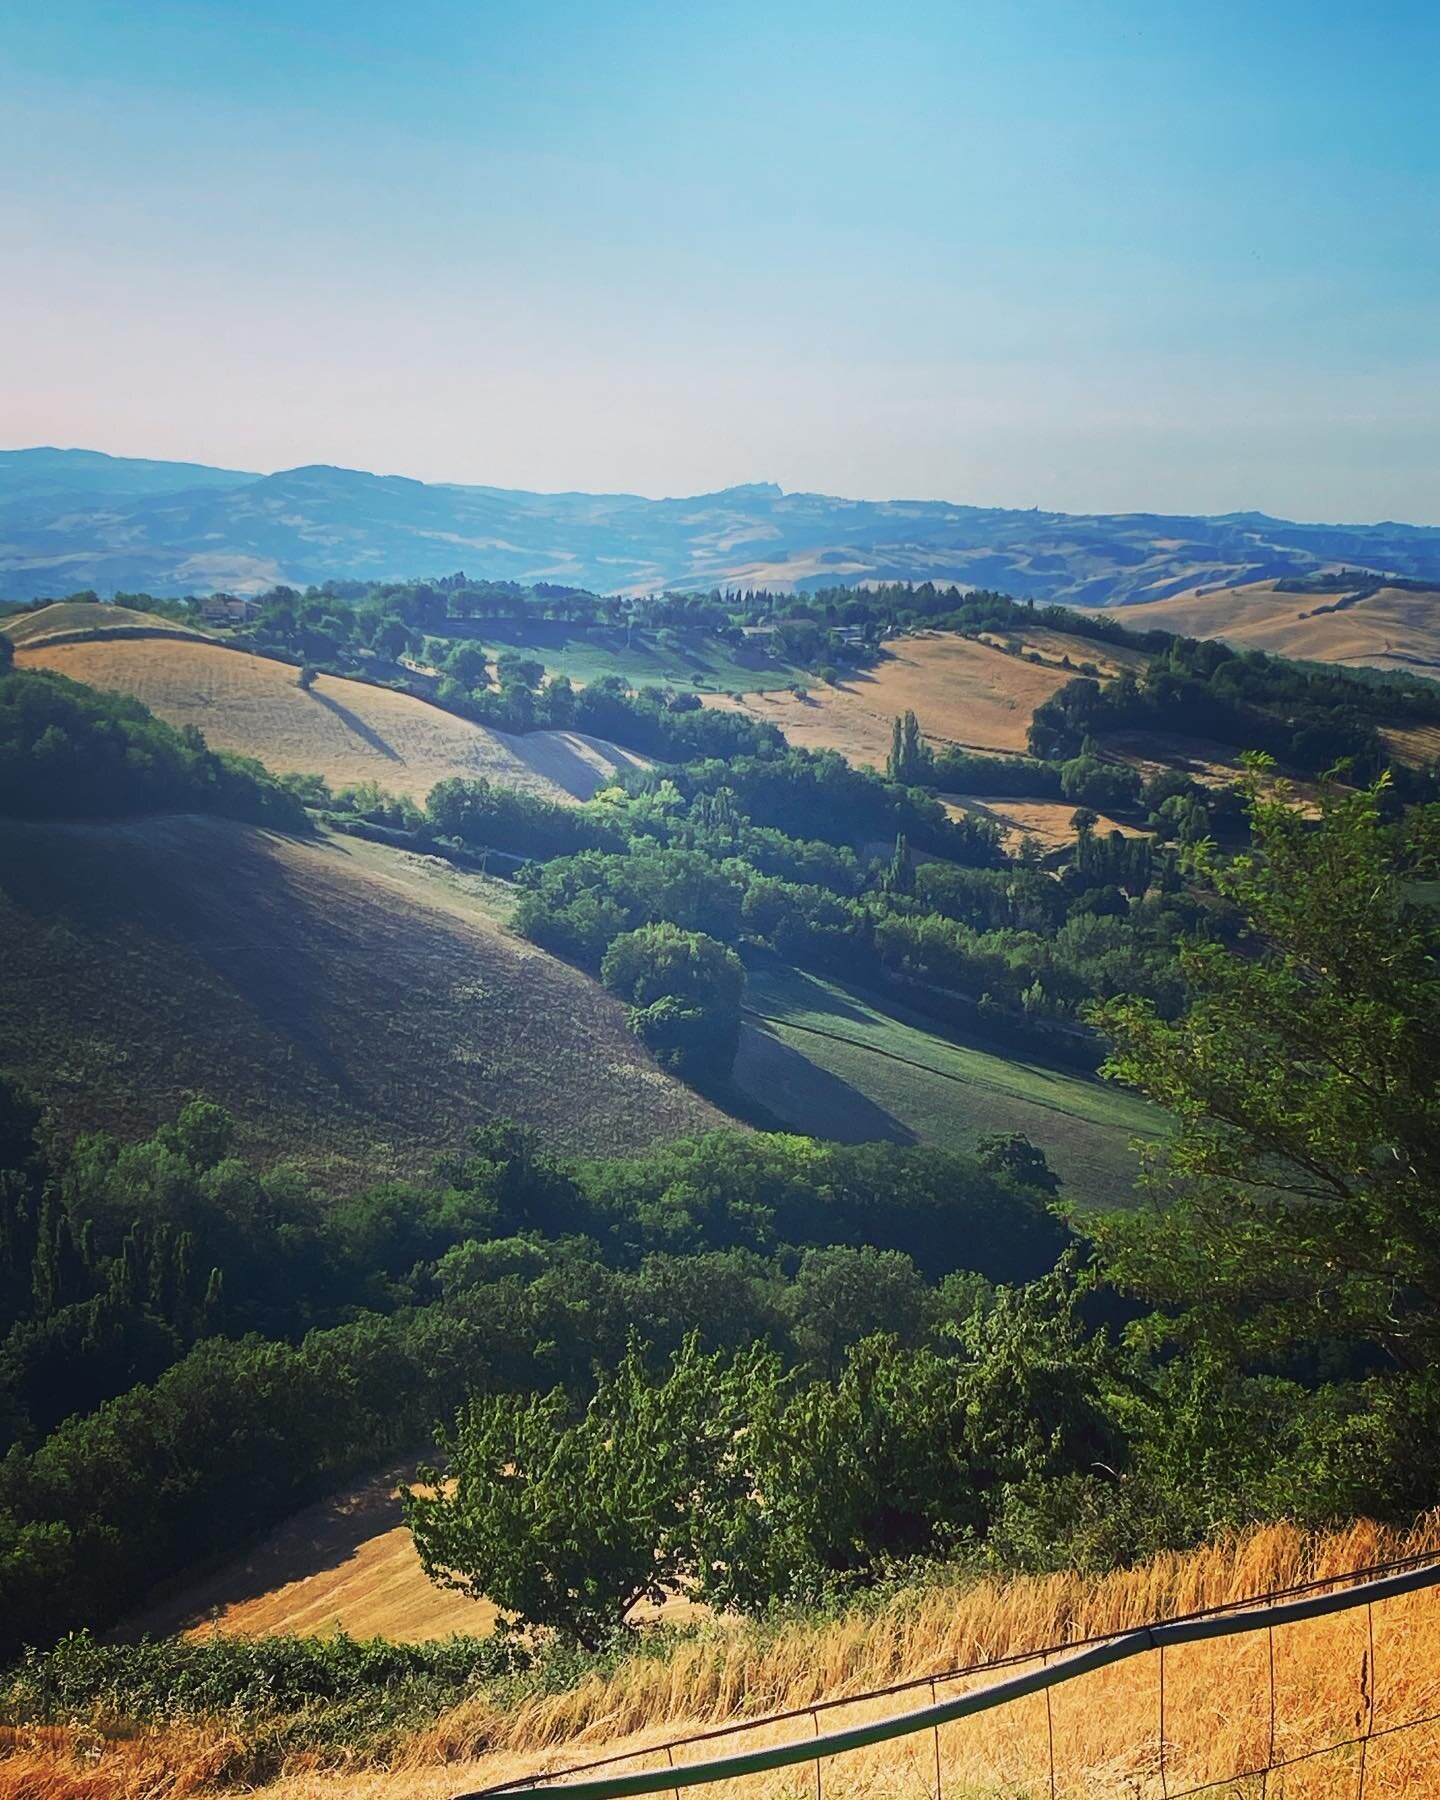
left=0, top=814, right=726, bottom=1184
left=1118, top=577, right=1440, bottom=679
left=1, top=598, right=209, bottom=647
left=4, top=447, right=1439, bottom=603
left=735, top=967, right=1158, bottom=1210
left=12, top=630, right=645, bottom=803
left=704, top=632, right=1077, bottom=763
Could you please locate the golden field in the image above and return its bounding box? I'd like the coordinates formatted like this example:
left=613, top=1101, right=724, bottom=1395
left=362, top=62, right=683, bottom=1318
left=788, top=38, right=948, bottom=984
left=2, top=601, right=209, bottom=647
left=703, top=634, right=1075, bottom=766
left=15, top=635, right=644, bottom=804
left=941, top=794, right=1146, bottom=853
left=1117, top=579, right=1440, bottom=681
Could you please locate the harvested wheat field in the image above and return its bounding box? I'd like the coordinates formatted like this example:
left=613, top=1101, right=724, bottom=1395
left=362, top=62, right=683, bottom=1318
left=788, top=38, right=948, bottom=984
left=119, top=1469, right=698, bottom=1648
left=15, top=1520, right=1440, bottom=1800
left=0, top=599, right=210, bottom=648
left=1118, top=579, right=1440, bottom=680
left=1382, top=721, right=1440, bottom=766
left=942, top=794, right=1146, bottom=853
left=14, top=635, right=645, bottom=803
left=704, top=633, right=1073, bottom=767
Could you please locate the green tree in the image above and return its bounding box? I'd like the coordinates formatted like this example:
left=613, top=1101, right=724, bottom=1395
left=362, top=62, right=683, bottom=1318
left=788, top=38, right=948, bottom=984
left=886, top=711, right=931, bottom=785
left=784, top=1246, right=931, bottom=1377
left=1089, top=772, right=1440, bottom=1372
left=601, top=923, right=745, bottom=1083
left=496, top=652, right=545, bottom=691
left=975, top=1132, right=1062, bottom=1196
left=443, top=642, right=490, bottom=689
left=404, top=1335, right=764, bottom=1647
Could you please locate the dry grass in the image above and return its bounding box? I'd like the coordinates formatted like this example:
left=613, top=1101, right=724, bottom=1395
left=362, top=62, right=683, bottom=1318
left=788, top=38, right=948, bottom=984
left=1, top=602, right=208, bottom=648
left=18, top=1521, right=1440, bottom=1800
left=974, top=626, right=1150, bottom=678
left=0, top=1726, right=248, bottom=1800
left=1119, top=579, right=1440, bottom=683
left=940, top=794, right=1146, bottom=854
left=703, top=634, right=1073, bottom=767
left=376, top=1519, right=1440, bottom=1800
left=0, top=814, right=726, bottom=1186
left=15, top=638, right=644, bottom=804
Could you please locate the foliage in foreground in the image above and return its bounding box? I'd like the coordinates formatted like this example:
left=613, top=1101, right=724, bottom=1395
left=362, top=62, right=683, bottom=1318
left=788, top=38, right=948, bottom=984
left=1090, top=768, right=1440, bottom=1377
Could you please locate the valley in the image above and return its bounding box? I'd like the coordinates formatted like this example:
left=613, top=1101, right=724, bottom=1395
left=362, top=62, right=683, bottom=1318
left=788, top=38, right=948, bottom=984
left=6, top=555, right=1440, bottom=1800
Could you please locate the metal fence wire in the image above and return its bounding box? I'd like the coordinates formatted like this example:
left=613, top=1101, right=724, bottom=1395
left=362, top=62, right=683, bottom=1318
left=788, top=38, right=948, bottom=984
left=460, top=1553, right=1440, bottom=1800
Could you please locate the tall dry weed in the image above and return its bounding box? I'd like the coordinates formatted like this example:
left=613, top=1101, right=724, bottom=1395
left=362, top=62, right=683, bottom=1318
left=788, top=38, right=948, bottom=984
left=13, top=1518, right=1440, bottom=1800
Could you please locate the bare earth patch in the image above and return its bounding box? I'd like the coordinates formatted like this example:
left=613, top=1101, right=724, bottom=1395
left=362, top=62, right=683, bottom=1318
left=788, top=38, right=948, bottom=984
left=0, top=815, right=727, bottom=1185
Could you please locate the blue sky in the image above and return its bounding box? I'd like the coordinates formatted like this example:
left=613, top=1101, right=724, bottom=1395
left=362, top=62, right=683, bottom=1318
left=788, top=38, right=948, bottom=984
left=3, top=0, right=1437, bottom=520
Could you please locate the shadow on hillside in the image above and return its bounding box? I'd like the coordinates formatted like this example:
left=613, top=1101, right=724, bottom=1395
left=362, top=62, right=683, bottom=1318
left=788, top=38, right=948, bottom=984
left=308, top=685, right=403, bottom=762
left=110, top=1466, right=414, bottom=1641
left=749, top=973, right=876, bottom=1031
left=733, top=1020, right=916, bottom=1146
left=525, top=730, right=643, bottom=800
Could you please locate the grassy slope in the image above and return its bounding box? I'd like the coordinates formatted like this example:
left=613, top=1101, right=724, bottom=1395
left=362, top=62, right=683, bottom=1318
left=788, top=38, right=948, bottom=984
left=734, top=967, right=1159, bottom=1210
left=429, top=619, right=805, bottom=694
left=0, top=815, right=726, bottom=1187
left=14, top=635, right=646, bottom=803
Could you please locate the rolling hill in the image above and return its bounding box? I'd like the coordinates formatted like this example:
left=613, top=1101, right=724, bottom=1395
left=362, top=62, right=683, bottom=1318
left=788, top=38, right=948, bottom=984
left=4, top=447, right=1438, bottom=604
left=1116, top=577, right=1440, bottom=679
left=704, top=631, right=1078, bottom=763
left=1, top=597, right=210, bottom=648
left=0, top=814, right=726, bottom=1185
left=10, top=610, right=645, bottom=804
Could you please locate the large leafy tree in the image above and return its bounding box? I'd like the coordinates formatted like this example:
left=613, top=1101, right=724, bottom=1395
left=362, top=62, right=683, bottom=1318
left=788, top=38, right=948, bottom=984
left=403, top=1334, right=765, bottom=1649
left=1088, top=772, right=1440, bottom=1372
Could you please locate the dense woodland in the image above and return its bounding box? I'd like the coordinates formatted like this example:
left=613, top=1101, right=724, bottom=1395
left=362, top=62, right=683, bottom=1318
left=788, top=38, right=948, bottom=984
left=5, top=581, right=1440, bottom=1718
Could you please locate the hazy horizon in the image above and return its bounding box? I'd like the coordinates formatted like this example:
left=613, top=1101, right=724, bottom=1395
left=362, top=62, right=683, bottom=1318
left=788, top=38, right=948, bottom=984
left=4, top=1, right=1437, bottom=524
left=11, top=442, right=1440, bottom=532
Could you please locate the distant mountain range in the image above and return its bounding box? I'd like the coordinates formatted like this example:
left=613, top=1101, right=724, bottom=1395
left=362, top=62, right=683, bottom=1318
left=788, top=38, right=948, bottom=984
left=4, top=446, right=1439, bottom=606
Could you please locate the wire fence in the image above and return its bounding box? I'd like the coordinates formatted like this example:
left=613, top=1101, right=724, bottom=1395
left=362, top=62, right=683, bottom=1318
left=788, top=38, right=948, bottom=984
left=462, top=1553, right=1440, bottom=1800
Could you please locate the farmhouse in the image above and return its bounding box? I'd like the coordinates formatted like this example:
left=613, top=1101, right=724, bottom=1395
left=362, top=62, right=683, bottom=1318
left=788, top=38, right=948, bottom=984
left=199, top=594, right=260, bottom=625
